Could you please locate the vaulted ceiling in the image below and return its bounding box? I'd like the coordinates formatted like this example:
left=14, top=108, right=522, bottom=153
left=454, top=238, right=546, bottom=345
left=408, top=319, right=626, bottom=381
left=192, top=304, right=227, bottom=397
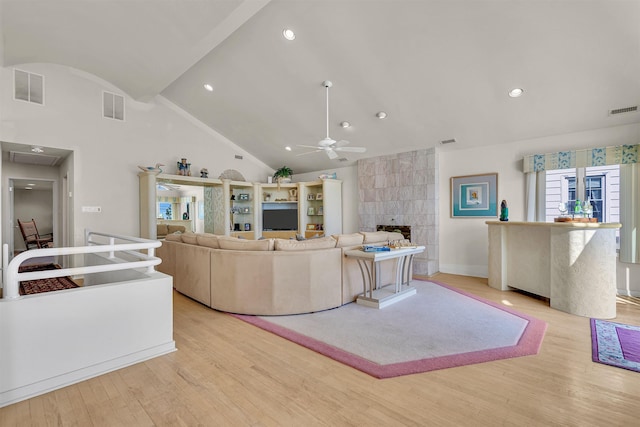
left=2, top=0, right=639, bottom=173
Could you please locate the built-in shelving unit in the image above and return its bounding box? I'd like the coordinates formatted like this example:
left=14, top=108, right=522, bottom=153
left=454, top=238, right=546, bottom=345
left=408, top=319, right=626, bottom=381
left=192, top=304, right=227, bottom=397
left=139, top=172, right=342, bottom=240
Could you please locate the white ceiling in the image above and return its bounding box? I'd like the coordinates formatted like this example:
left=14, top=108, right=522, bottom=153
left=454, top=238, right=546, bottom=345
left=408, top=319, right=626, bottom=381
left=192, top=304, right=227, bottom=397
left=2, top=0, right=639, bottom=174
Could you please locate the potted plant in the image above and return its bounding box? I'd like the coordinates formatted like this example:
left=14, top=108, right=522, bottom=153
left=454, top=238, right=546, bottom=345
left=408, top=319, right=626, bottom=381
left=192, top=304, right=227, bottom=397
left=273, top=166, right=293, bottom=188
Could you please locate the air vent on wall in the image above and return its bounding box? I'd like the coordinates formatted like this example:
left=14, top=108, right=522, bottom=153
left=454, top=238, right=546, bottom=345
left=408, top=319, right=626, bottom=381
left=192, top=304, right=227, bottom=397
left=9, top=151, right=60, bottom=166
left=103, top=91, right=125, bottom=120
left=338, top=157, right=349, bottom=162
left=440, top=138, right=457, bottom=145
left=14, top=69, right=44, bottom=105
left=609, top=106, right=638, bottom=115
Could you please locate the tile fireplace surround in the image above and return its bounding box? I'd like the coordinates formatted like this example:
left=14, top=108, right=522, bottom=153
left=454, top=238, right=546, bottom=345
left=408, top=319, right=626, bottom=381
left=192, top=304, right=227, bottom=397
left=358, top=148, right=439, bottom=276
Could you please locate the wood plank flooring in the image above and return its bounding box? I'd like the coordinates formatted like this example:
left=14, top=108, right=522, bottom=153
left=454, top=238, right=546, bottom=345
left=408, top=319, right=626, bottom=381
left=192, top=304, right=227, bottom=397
left=2, top=273, right=640, bottom=426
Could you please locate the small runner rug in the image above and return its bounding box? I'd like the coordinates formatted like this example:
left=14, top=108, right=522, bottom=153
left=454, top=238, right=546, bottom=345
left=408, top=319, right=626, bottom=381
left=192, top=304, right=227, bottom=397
left=18, top=263, right=79, bottom=295
left=591, top=318, right=640, bottom=373
left=232, top=280, right=547, bottom=378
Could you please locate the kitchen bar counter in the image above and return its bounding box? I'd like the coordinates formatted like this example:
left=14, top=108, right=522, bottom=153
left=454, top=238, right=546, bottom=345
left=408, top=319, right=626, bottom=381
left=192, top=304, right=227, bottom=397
left=486, top=221, right=621, bottom=318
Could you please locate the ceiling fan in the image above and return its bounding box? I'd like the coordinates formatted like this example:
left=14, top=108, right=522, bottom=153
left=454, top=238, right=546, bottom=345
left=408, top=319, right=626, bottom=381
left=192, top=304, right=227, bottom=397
left=297, top=80, right=366, bottom=160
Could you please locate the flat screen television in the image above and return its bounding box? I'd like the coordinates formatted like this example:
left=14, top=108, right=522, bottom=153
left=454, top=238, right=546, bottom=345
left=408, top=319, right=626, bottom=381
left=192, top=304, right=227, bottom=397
left=262, top=208, right=298, bottom=231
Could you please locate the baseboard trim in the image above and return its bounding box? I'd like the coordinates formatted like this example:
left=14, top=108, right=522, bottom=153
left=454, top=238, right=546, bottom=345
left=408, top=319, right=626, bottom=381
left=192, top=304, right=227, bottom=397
left=0, top=341, right=176, bottom=408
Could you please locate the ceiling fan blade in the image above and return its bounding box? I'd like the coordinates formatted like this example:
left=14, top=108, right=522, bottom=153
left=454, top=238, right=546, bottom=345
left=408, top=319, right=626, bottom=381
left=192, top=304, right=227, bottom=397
left=326, top=149, right=339, bottom=159
left=296, top=149, right=322, bottom=156
left=297, top=144, right=322, bottom=149
left=335, top=146, right=366, bottom=153
left=335, top=139, right=351, bottom=147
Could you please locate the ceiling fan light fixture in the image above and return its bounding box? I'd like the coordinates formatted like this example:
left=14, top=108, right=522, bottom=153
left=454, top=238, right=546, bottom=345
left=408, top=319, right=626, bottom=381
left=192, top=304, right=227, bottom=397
left=282, top=29, right=296, bottom=40
left=203, top=83, right=214, bottom=92
left=376, top=111, right=387, bottom=119
left=340, top=121, right=350, bottom=128
left=31, top=146, right=44, bottom=153
left=285, top=146, right=292, bottom=151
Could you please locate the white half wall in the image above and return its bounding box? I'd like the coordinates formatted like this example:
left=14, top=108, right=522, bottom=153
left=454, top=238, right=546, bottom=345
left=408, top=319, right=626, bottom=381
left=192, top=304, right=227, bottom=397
left=0, top=272, right=176, bottom=408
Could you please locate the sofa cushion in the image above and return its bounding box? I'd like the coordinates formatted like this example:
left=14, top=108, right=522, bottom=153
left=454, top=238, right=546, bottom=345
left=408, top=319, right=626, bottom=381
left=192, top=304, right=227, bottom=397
left=165, top=233, right=183, bottom=242
left=167, top=225, right=186, bottom=234
left=218, top=236, right=274, bottom=251
left=274, top=236, right=337, bottom=251
left=181, top=232, right=199, bottom=245
left=196, top=233, right=220, bottom=248
left=361, top=231, right=390, bottom=244
left=157, top=224, right=169, bottom=236
left=387, top=231, right=405, bottom=242
left=332, top=232, right=364, bottom=248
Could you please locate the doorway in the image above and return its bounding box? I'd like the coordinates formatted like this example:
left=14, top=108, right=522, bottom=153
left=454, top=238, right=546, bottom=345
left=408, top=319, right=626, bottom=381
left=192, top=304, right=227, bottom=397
left=10, top=178, right=55, bottom=255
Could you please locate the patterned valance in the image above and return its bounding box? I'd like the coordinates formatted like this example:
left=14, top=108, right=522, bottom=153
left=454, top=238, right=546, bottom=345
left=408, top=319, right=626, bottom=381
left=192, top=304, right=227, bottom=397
left=523, top=144, right=640, bottom=173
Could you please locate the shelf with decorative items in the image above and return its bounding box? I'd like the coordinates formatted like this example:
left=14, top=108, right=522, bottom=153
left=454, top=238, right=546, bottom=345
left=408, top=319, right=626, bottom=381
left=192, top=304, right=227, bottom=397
left=299, top=179, right=341, bottom=237
left=223, top=180, right=260, bottom=239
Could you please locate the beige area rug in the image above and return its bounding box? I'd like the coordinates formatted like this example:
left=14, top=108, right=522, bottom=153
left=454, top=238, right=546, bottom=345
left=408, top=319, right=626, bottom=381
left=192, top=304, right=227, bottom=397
left=233, top=279, right=547, bottom=378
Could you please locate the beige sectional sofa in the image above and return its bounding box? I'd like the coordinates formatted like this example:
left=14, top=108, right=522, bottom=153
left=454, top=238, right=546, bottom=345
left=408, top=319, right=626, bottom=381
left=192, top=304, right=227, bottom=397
left=155, top=230, right=407, bottom=315
left=156, top=223, right=186, bottom=239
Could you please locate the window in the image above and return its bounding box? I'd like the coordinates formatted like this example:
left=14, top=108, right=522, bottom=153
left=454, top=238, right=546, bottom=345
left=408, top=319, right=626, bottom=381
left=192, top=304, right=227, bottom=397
left=545, top=164, right=620, bottom=245
left=158, top=202, right=172, bottom=220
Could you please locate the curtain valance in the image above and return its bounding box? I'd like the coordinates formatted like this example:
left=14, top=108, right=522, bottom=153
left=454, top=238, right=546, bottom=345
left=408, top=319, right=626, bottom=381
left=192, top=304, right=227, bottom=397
left=523, top=144, right=640, bottom=173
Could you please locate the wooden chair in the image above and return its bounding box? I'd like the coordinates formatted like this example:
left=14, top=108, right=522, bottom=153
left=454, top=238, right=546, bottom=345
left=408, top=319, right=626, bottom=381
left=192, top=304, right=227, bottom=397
left=17, top=218, right=54, bottom=249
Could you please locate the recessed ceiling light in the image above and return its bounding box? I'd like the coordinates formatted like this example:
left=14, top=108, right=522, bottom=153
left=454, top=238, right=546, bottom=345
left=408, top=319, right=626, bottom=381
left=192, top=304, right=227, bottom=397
left=285, top=146, right=292, bottom=151
left=31, top=146, right=44, bottom=153
left=27, top=183, right=36, bottom=186
left=203, top=83, right=214, bottom=92
left=508, top=88, right=524, bottom=98
left=282, top=29, right=296, bottom=41
left=25, top=187, right=32, bottom=190
left=340, top=121, right=351, bottom=128
left=376, top=111, right=387, bottom=119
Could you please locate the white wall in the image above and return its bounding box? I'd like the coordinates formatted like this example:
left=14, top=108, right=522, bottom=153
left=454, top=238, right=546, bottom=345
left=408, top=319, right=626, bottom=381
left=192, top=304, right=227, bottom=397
left=439, top=123, right=640, bottom=293
left=0, top=63, right=273, bottom=247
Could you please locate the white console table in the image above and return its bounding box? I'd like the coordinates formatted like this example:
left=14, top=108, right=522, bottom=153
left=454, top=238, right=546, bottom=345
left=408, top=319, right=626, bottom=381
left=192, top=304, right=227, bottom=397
left=345, top=246, right=425, bottom=309
left=487, top=221, right=621, bottom=318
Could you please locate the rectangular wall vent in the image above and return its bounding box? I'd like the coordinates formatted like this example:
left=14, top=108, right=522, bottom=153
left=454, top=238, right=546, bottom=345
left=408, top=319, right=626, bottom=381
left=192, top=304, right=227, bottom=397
left=338, top=157, right=349, bottom=162
left=235, top=155, right=243, bottom=160
left=14, top=69, right=44, bottom=105
left=103, top=91, right=125, bottom=120
left=609, top=106, right=638, bottom=115
left=440, top=138, right=456, bottom=145
left=9, top=151, right=60, bottom=166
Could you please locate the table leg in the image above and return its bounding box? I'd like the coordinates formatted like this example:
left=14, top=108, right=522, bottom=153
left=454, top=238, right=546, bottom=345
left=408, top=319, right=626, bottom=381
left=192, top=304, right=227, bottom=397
left=356, top=259, right=374, bottom=298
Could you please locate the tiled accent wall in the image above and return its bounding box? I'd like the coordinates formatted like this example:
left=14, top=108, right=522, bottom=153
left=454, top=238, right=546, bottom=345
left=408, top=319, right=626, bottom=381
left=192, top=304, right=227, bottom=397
left=358, top=148, right=439, bottom=276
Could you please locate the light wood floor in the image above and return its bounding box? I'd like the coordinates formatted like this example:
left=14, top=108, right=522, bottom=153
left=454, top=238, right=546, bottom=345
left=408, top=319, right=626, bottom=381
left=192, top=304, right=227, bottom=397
left=2, top=273, right=640, bottom=426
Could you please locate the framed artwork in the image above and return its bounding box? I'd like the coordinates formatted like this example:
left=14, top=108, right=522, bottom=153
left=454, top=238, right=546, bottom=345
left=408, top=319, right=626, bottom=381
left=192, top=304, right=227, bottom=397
left=307, top=194, right=315, bottom=201
left=450, top=173, right=498, bottom=218
left=238, top=193, right=250, bottom=201
left=307, top=224, right=316, bottom=230
left=318, top=206, right=324, bottom=216
left=307, top=207, right=315, bottom=216
left=316, top=193, right=323, bottom=200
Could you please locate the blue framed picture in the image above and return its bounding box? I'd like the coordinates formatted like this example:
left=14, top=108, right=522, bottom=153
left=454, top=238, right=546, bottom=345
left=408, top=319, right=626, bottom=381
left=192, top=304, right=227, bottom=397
left=451, top=173, right=498, bottom=217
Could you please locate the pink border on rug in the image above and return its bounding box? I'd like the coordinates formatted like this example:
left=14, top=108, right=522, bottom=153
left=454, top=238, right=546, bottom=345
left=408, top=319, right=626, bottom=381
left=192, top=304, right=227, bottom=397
left=231, top=279, right=547, bottom=379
